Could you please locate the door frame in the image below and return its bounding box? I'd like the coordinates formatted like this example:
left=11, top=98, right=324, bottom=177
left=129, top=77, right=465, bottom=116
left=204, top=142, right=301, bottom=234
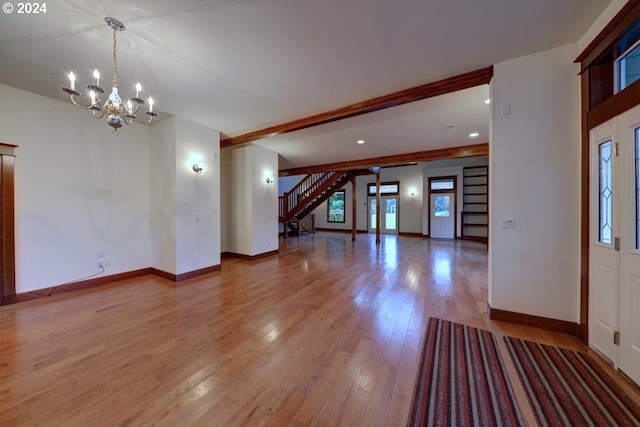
left=367, top=195, right=399, bottom=235
left=427, top=176, right=457, bottom=239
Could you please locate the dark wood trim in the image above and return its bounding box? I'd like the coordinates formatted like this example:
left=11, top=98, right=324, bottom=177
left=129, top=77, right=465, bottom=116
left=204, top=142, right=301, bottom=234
left=17, top=268, right=153, bottom=302
left=366, top=181, right=400, bottom=196
left=580, top=70, right=591, bottom=345
left=398, top=232, right=425, bottom=238
left=351, top=175, right=357, bottom=241
left=150, top=265, right=221, bottom=282
left=279, top=143, right=489, bottom=176
left=314, top=227, right=368, bottom=234
left=222, top=250, right=279, bottom=261
left=488, top=304, right=579, bottom=336
left=0, top=146, right=16, bottom=306
left=427, top=175, right=457, bottom=239
left=577, top=2, right=640, bottom=346
left=221, top=67, right=493, bottom=147
left=459, top=236, right=488, bottom=243
left=588, top=77, right=640, bottom=129
left=575, top=0, right=640, bottom=72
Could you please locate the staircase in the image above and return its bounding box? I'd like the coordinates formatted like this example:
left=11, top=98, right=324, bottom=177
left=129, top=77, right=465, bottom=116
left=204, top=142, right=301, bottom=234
left=279, top=171, right=351, bottom=234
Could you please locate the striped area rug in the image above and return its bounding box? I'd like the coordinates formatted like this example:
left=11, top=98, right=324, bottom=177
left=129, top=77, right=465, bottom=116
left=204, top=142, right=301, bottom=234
left=408, top=318, right=524, bottom=427
left=505, top=336, right=640, bottom=427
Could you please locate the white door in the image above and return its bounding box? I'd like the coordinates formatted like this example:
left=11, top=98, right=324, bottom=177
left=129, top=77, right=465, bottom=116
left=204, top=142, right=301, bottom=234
left=368, top=196, right=398, bottom=234
left=617, top=105, right=640, bottom=386
left=430, top=192, right=454, bottom=239
left=589, top=120, right=619, bottom=365
left=590, top=105, right=640, bottom=386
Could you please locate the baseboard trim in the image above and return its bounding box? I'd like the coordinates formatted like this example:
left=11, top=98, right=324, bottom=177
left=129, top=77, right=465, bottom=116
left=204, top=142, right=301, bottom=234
left=17, top=268, right=153, bottom=302
left=488, top=303, right=579, bottom=336
left=16, top=264, right=223, bottom=303
left=315, top=228, right=368, bottom=234
left=576, top=324, right=588, bottom=345
left=151, top=264, right=221, bottom=282
left=223, top=250, right=279, bottom=261
left=398, top=232, right=426, bottom=238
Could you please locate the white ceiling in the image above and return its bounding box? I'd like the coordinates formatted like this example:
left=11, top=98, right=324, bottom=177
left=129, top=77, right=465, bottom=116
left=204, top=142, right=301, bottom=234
left=0, top=0, right=610, bottom=168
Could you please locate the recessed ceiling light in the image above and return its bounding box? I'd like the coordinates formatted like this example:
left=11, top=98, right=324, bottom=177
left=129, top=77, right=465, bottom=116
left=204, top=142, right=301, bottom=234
left=469, top=132, right=479, bottom=138
left=357, top=140, right=365, bottom=144
left=485, top=99, right=491, bottom=104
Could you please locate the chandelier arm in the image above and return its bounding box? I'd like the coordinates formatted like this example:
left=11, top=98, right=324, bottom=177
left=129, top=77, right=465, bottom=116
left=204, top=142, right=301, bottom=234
left=92, top=108, right=106, bottom=119
left=69, top=94, right=95, bottom=110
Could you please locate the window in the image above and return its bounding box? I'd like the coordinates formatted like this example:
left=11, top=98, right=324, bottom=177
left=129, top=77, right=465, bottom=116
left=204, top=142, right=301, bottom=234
left=430, top=178, right=455, bottom=191
left=599, top=140, right=613, bottom=244
left=617, top=40, right=640, bottom=92
left=327, top=190, right=345, bottom=223
left=367, top=181, right=399, bottom=196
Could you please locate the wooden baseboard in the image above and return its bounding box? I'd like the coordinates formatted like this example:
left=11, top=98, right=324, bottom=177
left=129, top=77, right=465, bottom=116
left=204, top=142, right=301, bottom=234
left=16, top=264, right=223, bottom=303
left=576, top=324, right=588, bottom=345
left=315, top=228, right=368, bottom=234
left=17, top=268, right=153, bottom=302
left=488, top=303, right=579, bottom=336
left=398, top=232, right=426, bottom=238
left=222, top=250, right=279, bottom=261
left=460, top=236, right=488, bottom=243
left=151, top=264, right=221, bottom=282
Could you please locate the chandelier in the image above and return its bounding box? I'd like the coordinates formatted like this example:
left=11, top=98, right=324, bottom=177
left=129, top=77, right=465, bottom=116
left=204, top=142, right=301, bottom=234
left=62, top=17, right=157, bottom=134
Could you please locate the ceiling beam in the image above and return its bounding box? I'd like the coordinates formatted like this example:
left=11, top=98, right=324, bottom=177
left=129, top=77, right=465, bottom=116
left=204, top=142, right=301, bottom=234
left=279, top=143, right=488, bottom=176
left=221, top=66, right=493, bottom=148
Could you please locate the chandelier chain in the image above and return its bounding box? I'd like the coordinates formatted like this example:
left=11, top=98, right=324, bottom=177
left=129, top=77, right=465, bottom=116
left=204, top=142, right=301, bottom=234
left=112, top=27, right=118, bottom=88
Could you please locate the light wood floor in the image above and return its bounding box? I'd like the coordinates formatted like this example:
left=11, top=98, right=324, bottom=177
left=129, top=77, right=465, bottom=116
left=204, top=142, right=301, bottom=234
left=0, top=233, right=638, bottom=426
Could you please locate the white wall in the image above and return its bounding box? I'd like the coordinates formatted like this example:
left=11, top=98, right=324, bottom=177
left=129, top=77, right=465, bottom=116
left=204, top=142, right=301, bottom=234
left=150, top=118, right=177, bottom=274
left=0, top=84, right=152, bottom=293
left=489, top=43, right=581, bottom=322
left=174, top=118, right=221, bottom=274
left=227, top=144, right=278, bottom=256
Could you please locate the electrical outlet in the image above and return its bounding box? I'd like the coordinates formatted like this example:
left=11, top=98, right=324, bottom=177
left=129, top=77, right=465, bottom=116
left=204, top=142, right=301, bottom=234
left=105, top=259, right=111, bottom=267
left=97, top=250, right=104, bottom=258
left=501, top=217, right=516, bottom=229
left=195, top=255, right=200, bottom=262
left=97, top=259, right=104, bottom=268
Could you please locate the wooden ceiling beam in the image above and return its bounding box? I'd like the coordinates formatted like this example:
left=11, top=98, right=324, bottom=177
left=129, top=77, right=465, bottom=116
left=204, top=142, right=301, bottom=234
left=279, top=143, right=488, bottom=177
left=221, top=66, right=493, bottom=148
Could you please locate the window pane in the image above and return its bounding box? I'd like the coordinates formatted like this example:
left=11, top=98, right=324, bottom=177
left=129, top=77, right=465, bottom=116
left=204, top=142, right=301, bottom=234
left=328, top=190, right=345, bottom=223
left=431, top=179, right=454, bottom=190
left=370, top=199, right=376, bottom=228
left=619, top=43, right=640, bottom=91
left=636, top=129, right=640, bottom=249
left=599, top=140, right=613, bottom=244
left=434, top=195, right=450, bottom=217
left=368, top=183, right=399, bottom=195
left=385, top=198, right=396, bottom=230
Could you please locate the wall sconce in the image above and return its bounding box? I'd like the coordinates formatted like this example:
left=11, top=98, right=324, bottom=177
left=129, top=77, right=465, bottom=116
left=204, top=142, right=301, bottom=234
left=409, top=188, right=417, bottom=197
left=192, top=162, right=204, bottom=174
left=265, top=176, right=274, bottom=185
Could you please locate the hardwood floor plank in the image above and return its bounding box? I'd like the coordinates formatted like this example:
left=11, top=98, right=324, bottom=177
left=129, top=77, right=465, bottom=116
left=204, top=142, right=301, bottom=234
left=0, top=233, right=638, bottom=426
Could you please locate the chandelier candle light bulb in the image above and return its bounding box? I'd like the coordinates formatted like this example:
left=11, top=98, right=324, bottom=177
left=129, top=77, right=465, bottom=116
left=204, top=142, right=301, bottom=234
left=62, top=17, right=157, bottom=134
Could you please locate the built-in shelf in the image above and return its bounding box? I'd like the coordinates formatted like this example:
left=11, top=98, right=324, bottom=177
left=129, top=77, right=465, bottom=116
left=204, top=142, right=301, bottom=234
left=462, top=166, right=488, bottom=242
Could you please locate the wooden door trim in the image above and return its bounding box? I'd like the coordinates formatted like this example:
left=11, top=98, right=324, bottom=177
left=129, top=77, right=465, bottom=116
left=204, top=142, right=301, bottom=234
left=427, top=176, right=457, bottom=239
